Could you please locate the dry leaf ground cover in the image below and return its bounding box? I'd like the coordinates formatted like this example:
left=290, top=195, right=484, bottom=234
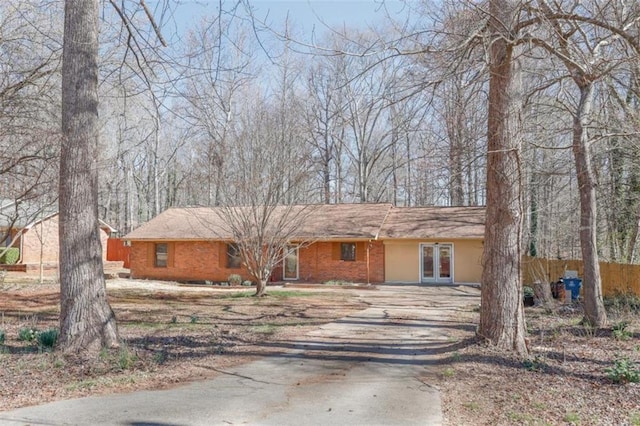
left=0, top=275, right=369, bottom=411
left=436, top=297, right=640, bottom=425
left=0, top=273, right=639, bottom=426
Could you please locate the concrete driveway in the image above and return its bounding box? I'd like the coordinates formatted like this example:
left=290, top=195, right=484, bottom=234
left=0, top=284, right=479, bottom=426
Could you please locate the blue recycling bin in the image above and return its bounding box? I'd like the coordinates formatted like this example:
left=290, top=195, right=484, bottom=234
left=563, top=278, right=582, bottom=300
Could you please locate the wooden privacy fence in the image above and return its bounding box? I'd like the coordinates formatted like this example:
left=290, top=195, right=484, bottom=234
left=522, top=256, right=640, bottom=297
left=107, top=238, right=130, bottom=268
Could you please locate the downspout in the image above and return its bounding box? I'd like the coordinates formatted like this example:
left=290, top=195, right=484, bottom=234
left=366, top=240, right=370, bottom=284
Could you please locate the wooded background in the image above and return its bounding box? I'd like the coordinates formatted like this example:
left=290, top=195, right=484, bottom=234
left=2, top=0, right=640, bottom=266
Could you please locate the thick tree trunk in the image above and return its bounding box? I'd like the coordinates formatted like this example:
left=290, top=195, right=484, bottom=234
left=477, top=0, right=528, bottom=356
left=572, top=82, right=607, bottom=327
left=59, top=0, right=119, bottom=353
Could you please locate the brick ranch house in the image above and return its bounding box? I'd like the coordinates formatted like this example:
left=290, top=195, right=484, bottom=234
left=123, top=203, right=485, bottom=285
left=1, top=207, right=115, bottom=271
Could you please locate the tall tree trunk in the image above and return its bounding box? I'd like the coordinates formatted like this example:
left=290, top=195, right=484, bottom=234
left=477, top=0, right=528, bottom=356
left=572, top=80, right=607, bottom=327
left=59, top=0, right=119, bottom=353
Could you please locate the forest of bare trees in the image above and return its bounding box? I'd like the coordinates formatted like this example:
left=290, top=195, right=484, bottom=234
left=2, top=0, right=640, bottom=266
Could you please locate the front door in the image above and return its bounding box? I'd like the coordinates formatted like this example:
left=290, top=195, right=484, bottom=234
left=420, top=243, right=453, bottom=283
left=283, top=245, right=299, bottom=280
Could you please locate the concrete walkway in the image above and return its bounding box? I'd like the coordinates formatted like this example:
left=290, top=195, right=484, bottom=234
left=0, top=284, right=479, bottom=426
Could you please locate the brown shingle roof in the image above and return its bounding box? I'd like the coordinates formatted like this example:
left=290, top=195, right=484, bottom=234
left=123, top=204, right=394, bottom=241
left=378, top=206, right=485, bottom=239
left=123, top=204, right=485, bottom=241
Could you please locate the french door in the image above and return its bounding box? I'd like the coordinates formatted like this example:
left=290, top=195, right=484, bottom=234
left=420, top=243, right=453, bottom=283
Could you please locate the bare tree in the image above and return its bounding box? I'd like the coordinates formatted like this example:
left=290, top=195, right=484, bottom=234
left=58, top=0, right=119, bottom=352
left=0, top=1, right=61, bottom=251
left=179, top=12, right=256, bottom=206
left=215, top=93, right=314, bottom=296
left=518, top=0, right=640, bottom=326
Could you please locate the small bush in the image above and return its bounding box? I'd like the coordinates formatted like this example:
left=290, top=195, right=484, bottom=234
left=612, top=321, right=632, bottom=341
left=606, top=356, right=640, bottom=384
left=0, top=248, right=19, bottom=265
left=242, top=280, right=253, bottom=286
left=118, top=346, right=138, bottom=371
left=37, top=328, right=59, bottom=349
left=522, top=355, right=547, bottom=372
left=522, top=286, right=535, bottom=298
left=0, top=329, right=5, bottom=345
left=18, top=327, right=38, bottom=342
left=228, top=274, right=242, bottom=286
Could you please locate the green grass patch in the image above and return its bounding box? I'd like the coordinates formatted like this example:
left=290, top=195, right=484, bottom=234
left=324, top=280, right=355, bottom=286
left=266, top=290, right=318, bottom=298
left=506, top=411, right=536, bottom=424
left=65, top=373, right=143, bottom=392
left=221, top=290, right=319, bottom=299
left=462, top=401, right=479, bottom=411
left=249, top=324, right=278, bottom=334
left=220, top=291, right=255, bottom=299
left=564, top=412, right=580, bottom=424
left=441, top=367, right=455, bottom=378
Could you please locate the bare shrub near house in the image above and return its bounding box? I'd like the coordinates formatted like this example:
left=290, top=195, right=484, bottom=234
left=213, top=205, right=315, bottom=296
left=204, top=91, right=316, bottom=296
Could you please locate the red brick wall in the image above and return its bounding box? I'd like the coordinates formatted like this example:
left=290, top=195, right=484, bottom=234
left=20, top=215, right=109, bottom=264
left=129, top=240, right=385, bottom=284
left=129, top=240, right=252, bottom=282
left=298, top=241, right=384, bottom=283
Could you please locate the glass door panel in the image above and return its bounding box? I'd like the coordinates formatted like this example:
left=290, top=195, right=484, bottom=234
left=439, top=246, right=451, bottom=279
left=283, top=245, right=298, bottom=280
left=422, top=245, right=434, bottom=281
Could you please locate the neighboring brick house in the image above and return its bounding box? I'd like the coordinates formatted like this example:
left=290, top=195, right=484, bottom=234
left=0, top=200, right=115, bottom=271
left=123, top=204, right=486, bottom=285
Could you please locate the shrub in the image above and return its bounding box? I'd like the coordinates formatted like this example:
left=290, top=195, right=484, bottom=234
left=37, top=328, right=59, bottom=349
left=0, top=248, right=19, bottom=265
left=606, top=356, right=640, bottom=384
left=612, top=321, right=632, bottom=341
left=522, top=355, right=547, bottom=372
left=228, top=274, right=242, bottom=286
left=118, top=346, right=138, bottom=370
left=18, top=327, right=38, bottom=342
left=0, top=329, right=5, bottom=345
left=523, top=286, right=535, bottom=298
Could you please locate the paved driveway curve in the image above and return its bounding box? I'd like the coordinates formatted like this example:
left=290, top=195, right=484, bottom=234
left=0, top=284, right=479, bottom=426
